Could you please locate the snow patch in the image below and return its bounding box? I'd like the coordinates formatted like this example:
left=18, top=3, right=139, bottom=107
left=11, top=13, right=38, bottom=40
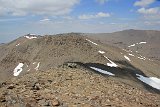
left=13, top=63, right=24, bottom=76
left=128, top=50, right=132, bottom=53
left=139, top=42, right=147, bottom=44
left=33, top=62, right=36, bottom=64
left=128, top=53, right=134, bottom=56
left=35, top=62, right=40, bottom=71
left=138, top=57, right=144, bottom=60
left=29, top=34, right=36, bottom=36
left=136, top=74, right=160, bottom=90
left=98, top=50, right=105, bottom=54
left=104, top=56, right=118, bottom=67
left=24, top=36, right=37, bottom=39
left=86, top=39, right=98, bottom=46
left=16, top=43, right=20, bottom=46
left=128, top=44, right=135, bottom=47
left=128, top=42, right=147, bottom=47
left=148, top=59, right=153, bottom=61
left=124, top=55, right=131, bottom=61
left=122, top=49, right=128, bottom=52
left=137, top=56, right=146, bottom=60
left=90, top=66, right=115, bottom=76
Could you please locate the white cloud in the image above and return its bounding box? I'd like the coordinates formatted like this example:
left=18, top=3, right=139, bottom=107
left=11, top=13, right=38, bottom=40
left=40, top=18, right=51, bottom=22
left=134, top=0, right=155, bottom=7
left=0, top=0, right=79, bottom=16
left=135, top=0, right=160, bottom=24
left=97, top=12, right=110, bottom=17
left=78, top=12, right=110, bottom=20
left=138, top=7, right=159, bottom=14
left=96, top=0, right=109, bottom=4
left=137, top=7, right=160, bottom=26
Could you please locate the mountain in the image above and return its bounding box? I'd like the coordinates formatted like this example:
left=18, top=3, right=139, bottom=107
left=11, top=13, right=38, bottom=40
left=0, top=33, right=160, bottom=107
left=86, top=29, right=160, bottom=61
left=0, top=33, right=105, bottom=81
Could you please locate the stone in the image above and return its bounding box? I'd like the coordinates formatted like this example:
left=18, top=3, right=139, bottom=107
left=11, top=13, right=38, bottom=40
left=82, top=104, right=94, bottom=107
left=38, top=99, right=46, bottom=106
left=44, top=89, right=51, bottom=93
left=32, top=83, right=41, bottom=90
left=47, top=80, right=52, bottom=83
left=43, top=100, right=50, bottom=106
left=51, top=99, right=60, bottom=106
left=5, top=95, right=17, bottom=105
left=7, top=84, right=15, bottom=89
left=0, top=96, right=6, bottom=102
left=65, top=62, right=78, bottom=68
left=26, top=103, right=32, bottom=107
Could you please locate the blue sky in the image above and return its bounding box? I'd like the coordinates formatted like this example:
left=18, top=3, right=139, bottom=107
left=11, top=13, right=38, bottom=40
left=0, top=0, right=160, bottom=43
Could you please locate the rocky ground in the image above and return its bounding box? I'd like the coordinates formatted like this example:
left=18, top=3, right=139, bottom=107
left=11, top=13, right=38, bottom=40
left=0, top=66, right=160, bottom=107
left=0, top=33, right=160, bottom=107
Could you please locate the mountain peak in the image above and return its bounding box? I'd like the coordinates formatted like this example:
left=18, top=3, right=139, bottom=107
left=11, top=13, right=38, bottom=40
left=0, top=32, right=160, bottom=107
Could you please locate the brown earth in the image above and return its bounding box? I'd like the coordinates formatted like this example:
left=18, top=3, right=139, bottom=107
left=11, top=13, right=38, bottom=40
left=0, top=66, right=160, bottom=107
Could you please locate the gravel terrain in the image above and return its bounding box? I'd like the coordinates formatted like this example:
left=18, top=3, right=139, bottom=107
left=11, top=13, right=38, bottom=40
left=0, top=67, right=160, bottom=107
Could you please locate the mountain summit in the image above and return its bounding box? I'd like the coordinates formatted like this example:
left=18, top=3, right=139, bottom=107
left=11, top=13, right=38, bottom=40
left=0, top=32, right=160, bottom=107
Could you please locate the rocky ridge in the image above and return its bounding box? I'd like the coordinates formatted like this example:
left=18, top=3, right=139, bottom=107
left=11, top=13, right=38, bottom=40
left=0, top=33, right=160, bottom=107
left=0, top=66, right=160, bottom=107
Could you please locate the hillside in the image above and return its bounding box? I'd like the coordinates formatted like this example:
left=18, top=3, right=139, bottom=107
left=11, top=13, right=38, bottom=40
left=86, top=29, right=160, bottom=61
left=0, top=33, right=160, bottom=106
left=0, top=33, right=107, bottom=81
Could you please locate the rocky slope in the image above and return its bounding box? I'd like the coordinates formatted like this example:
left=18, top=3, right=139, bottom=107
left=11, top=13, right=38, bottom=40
left=0, top=33, right=160, bottom=106
left=0, top=66, right=160, bottom=107
left=0, top=33, right=101, bottom=81
left=86, top=29, right=160, bottom=61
